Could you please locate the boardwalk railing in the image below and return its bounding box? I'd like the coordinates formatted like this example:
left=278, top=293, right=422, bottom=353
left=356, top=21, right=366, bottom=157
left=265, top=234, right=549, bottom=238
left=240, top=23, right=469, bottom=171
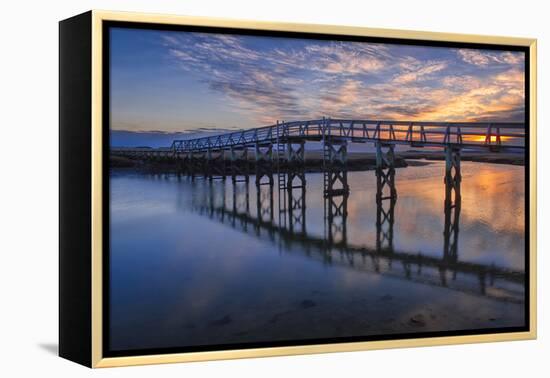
left=171, top=118, right=526, bottom=153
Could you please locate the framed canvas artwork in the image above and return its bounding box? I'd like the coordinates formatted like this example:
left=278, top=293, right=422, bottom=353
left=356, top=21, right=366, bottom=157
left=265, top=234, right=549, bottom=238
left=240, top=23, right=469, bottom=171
left=59, top=10, right=537, bottom=368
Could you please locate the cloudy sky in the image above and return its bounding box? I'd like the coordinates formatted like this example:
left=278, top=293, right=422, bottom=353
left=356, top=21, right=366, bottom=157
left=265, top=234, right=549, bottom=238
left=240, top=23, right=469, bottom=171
left=110, top=27, right=525, bottom=141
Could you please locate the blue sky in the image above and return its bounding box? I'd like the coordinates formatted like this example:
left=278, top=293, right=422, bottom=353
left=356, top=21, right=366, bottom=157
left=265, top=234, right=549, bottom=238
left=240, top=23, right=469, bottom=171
left=109, top=27, right=525, bottom=146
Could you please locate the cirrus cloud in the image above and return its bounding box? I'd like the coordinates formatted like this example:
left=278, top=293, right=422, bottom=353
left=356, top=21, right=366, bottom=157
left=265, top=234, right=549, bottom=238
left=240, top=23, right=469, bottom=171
left=112, top=29, right=526, bottom=133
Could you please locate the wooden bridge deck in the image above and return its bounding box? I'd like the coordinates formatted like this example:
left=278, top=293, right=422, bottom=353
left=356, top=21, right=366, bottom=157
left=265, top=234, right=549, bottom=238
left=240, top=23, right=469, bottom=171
left=169, top=118, right=526, bottom=154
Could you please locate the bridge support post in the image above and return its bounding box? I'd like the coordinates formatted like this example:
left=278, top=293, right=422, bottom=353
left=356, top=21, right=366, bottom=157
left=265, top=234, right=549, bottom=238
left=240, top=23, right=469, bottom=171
left=444, top=146, right=461, bottom=197
left=205, top=148, right=212, bottom=180
left=443, top=146, right=462, bottom=264
left=254, top=142, right=275, bottom=235
left=205, top=149, right=227, bottom=181
left=375, top=167, right=396, bottom=251
left=255, top=142, right=273, bottom=162
left=276, top=139, right=306, bottom=235
left=188, top=151, right=197, bottom=181
left=256, top=180, right=274, bottom=224
left=187, top=152, right=198, bottom=179
left=285, top=156, right=306, bottom=235
left=220, top=150, right=228, bottom=181
left=194, top=151, right=209, bottom=180
left=286, top=140, right=305, bottom=166
left=375, top=142, right=396, bottom=171
left=438, top=146, right=462, bottom=286
left=230, top=146, right=250, bottom=184
left=323, top=138, right=349, bottom=245
left=232, top=179, right=250, bottom=218
left=175, top=152, right=184, bottom=175
left=325, top=189, right=348, bottom=246
left=254, top=142, right=274, bottom=187
left=207, top=179, right=215, bottom=217
left=323, top=138, right=349, bottom=196
left=286, top=171, right=306, bottom=235
left=374, top=142, right=397, bottom=251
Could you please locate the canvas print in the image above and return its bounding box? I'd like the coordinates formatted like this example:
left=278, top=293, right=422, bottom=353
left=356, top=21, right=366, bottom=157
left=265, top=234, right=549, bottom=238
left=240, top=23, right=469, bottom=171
left=107, top=25, right=528, bottom=356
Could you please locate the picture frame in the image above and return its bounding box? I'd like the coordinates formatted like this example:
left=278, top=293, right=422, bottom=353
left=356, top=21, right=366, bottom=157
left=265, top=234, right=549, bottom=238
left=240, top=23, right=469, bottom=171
left=59, top=10, right=537, bottom=368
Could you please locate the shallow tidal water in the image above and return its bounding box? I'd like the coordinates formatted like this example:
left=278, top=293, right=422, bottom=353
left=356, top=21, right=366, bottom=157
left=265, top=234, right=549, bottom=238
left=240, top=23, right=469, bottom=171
left=108, top=160, right=526, bottom=352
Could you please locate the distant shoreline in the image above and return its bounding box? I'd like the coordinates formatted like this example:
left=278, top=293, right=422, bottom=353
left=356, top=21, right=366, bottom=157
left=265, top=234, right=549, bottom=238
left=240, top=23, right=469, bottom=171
left=110, top=150, right=524, bottom=171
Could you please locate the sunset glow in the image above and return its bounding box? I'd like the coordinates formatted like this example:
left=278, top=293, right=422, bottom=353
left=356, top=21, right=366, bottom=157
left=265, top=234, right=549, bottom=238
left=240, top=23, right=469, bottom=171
left=109, top=28, right=525, bottom=140
left=466, top=135, right=514, bottom=143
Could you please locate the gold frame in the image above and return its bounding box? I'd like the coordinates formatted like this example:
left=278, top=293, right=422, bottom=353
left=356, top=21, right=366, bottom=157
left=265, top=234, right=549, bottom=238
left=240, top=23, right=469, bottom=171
left=90, top=9, right=537, bottom=368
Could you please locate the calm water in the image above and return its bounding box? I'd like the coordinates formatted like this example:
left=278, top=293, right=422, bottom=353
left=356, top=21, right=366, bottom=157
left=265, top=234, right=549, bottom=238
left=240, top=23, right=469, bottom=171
left=109, top=161, right=525, bottom=352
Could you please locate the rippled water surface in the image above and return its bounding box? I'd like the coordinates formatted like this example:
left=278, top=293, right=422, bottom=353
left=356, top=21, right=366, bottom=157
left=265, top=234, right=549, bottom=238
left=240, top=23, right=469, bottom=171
left=109, top=161, right=525, bottom=352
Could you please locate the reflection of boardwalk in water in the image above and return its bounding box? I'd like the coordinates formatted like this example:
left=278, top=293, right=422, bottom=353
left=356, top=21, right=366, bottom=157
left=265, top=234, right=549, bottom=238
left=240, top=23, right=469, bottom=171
left=174, top=164, right=524, bottom=305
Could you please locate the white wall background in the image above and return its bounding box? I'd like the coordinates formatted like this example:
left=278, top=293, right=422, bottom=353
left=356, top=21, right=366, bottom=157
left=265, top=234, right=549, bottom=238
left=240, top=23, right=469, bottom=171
left=1, top=0, right=547, bottom=376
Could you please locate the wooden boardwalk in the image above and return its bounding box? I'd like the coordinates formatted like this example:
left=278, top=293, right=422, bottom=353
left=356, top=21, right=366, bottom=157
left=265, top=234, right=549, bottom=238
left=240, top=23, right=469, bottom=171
left=169, top=118, right=525, bottom=154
